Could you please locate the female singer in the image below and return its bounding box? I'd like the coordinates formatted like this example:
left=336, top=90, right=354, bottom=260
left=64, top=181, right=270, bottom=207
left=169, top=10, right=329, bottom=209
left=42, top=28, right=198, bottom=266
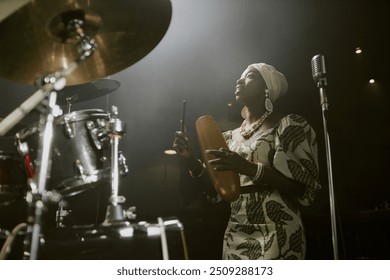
left=173, top=62, right=321, bottom=260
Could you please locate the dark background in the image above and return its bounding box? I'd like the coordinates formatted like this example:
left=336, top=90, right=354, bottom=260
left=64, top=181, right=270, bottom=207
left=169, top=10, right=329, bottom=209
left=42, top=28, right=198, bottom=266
left=0, top=0, right=389, bottom=259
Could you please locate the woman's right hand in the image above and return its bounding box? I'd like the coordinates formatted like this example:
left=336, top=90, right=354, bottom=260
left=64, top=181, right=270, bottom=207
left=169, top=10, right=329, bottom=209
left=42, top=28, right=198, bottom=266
left=172, top=131, right=196, bottom=159
left=173, top=131, right=206, bottom=178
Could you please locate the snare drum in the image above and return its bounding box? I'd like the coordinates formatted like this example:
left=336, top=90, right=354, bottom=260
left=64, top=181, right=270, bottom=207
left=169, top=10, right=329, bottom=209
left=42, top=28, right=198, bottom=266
left=39, top=217, right=188, bottom=260
left=16, top=109, right=111, bottom=197
left=0, top=151, right=27, bottom=205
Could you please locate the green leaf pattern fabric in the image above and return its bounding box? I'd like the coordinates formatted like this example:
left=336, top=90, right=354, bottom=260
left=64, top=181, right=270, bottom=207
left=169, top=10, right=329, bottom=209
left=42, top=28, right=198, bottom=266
left=222, top=114, right=321, bottom=260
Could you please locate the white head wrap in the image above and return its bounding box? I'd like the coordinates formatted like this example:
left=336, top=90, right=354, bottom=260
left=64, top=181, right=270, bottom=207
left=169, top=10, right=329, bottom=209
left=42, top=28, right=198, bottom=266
left=247, top=63, right=288, bottom=102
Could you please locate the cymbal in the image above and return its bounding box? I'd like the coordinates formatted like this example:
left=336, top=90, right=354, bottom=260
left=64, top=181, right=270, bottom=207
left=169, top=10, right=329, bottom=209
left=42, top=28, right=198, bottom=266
left=0, top=0, right=172, bottom=85
left=57, top=79, right=120, bottom=105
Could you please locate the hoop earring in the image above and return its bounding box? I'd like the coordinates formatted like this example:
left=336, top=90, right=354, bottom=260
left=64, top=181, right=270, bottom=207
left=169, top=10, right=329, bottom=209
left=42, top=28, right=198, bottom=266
left=265, top=90, right=273, bottom=112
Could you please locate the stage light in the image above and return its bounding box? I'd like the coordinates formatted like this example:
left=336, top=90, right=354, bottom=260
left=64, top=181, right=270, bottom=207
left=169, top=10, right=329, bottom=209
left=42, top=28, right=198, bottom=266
left=164, top=149, right=176, bottom=155
left=355, top=47, right=362, bottom=54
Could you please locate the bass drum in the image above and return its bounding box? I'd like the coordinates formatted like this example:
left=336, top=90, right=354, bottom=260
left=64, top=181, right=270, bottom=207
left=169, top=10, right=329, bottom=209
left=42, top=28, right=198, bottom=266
left=16, top=109, right=111, bottom=197
left=39, top=217, right=188, bottom=260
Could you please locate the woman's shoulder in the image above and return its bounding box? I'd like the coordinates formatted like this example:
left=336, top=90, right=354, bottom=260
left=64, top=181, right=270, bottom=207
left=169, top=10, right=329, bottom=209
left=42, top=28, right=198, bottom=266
left=276, top=113, right=311, bottom=129
left=275, top=113, right=318, bottom=145
left=262, top=112, right=306, bottom=131
left=282, top=113, right=309, bottom=124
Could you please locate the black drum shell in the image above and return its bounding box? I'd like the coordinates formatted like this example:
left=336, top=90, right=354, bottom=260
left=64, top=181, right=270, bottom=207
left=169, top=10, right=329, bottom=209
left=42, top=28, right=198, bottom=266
left=16, top=109, right=111, bottom=197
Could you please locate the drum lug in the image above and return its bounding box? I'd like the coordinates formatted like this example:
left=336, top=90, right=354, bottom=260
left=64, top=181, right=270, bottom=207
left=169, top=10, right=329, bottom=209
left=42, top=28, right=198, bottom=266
left=118, top=151, right=129, bottom=176
left=56, top=200, right=71, bottom=228
left=86, top=119, right=109, bottom=150
left=64, top=116, right=74, bottom=138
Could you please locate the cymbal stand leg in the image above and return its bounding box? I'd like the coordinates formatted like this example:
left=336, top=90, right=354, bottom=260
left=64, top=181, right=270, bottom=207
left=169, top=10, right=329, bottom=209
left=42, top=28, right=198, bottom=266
left=103, top=106, right=128, bottom=226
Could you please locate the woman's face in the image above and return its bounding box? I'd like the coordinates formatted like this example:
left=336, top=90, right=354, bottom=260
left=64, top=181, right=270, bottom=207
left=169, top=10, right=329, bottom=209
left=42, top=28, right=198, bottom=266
left=235, top=66, right=267, bottom=106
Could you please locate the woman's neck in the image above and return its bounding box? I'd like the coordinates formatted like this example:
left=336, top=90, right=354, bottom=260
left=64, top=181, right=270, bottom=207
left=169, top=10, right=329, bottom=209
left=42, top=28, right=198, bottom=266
left=245, top=105, right=267, bottom=124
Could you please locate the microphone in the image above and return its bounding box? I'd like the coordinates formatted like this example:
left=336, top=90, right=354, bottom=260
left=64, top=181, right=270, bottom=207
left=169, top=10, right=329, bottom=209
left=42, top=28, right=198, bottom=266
left=311, top=54, right=327, bottom=87
left=310, top=54, right=338, bottom=259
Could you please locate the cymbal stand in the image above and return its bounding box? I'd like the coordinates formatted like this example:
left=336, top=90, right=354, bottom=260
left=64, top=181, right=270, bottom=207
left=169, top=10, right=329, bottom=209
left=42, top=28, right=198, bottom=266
left=102, top=106, right=129, bottom=226
left=22, top=19, right=98, bottom=260
left=23, top=90, right=62, bottom=260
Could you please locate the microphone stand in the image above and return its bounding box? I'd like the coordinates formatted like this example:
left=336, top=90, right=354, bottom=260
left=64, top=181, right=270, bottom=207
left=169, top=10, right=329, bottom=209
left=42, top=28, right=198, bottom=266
left=315, top=79, right=339, bottom=260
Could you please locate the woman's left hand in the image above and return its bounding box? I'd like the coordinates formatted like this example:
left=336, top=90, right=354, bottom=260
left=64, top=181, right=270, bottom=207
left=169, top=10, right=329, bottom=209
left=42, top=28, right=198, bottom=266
left=206, top=148, right=257, bottom=177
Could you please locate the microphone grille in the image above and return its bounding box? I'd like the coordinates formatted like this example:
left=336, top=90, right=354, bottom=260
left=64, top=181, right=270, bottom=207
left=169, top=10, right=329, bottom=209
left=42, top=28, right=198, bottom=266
left=311, top=54, right=326, bottom=82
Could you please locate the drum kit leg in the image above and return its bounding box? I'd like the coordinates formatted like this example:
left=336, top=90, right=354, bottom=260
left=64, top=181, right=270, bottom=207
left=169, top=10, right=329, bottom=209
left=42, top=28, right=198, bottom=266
left=0, top=0, right=187, bottom=260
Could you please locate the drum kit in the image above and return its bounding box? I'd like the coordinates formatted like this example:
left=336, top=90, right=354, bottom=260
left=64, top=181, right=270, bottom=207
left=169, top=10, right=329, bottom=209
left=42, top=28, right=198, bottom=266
left=0, top=0, right=188, bottom=260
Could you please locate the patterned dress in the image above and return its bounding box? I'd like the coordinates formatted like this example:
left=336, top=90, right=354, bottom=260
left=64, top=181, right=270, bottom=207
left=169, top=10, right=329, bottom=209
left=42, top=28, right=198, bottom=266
left=222, top=114, right=321, bottom=260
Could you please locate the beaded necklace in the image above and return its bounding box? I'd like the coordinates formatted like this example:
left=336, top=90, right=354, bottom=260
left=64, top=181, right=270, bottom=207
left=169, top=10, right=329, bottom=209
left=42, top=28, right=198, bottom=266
left=240, top=110, right=272, bottom=139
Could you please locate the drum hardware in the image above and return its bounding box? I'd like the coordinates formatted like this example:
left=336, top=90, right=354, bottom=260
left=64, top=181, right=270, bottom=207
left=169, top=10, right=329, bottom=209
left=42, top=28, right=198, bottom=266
left=16, top=141, right=35, bottom=179
left=63, top=115, right=75, bottom=138
left=86, top=118, right=111, bottom=150
left=22, top=90, right=61, bottom=260
left=0, top=0, right=173, bottom=259
left=102, top=106, right=128, bottom=226
left=65, top=97, right=75, bottom=114
left=18, top=17, right=98, bottom=260
left=123, top=206, right=137, bottom=221
left=38, top=217, right=188, bottom=260
left=55, top=200, right=71, bottom=228
left=118, top=152, right=129, bottom=176
left=0, top=0, right=172, bottom=86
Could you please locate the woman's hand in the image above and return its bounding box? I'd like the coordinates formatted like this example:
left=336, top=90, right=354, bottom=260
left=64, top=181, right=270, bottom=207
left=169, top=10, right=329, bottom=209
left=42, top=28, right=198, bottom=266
left=173, top=131, right=205, bottom=177
left=206, top=148, right=257, bottom=177
left=172, top=131, right=196, bottom=159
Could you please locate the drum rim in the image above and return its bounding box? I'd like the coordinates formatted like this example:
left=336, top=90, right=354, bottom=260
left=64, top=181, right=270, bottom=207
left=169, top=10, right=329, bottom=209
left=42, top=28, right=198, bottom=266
left=56, top=109, right=109, bottom=124
left=52, top=168, right=111, bottom=197
left=15, top=109, right=110, bottom=139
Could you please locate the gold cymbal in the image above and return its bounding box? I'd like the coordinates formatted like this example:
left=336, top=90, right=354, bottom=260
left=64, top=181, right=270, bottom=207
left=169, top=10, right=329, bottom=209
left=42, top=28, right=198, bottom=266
left=0, top=0, right=172, bottom=85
